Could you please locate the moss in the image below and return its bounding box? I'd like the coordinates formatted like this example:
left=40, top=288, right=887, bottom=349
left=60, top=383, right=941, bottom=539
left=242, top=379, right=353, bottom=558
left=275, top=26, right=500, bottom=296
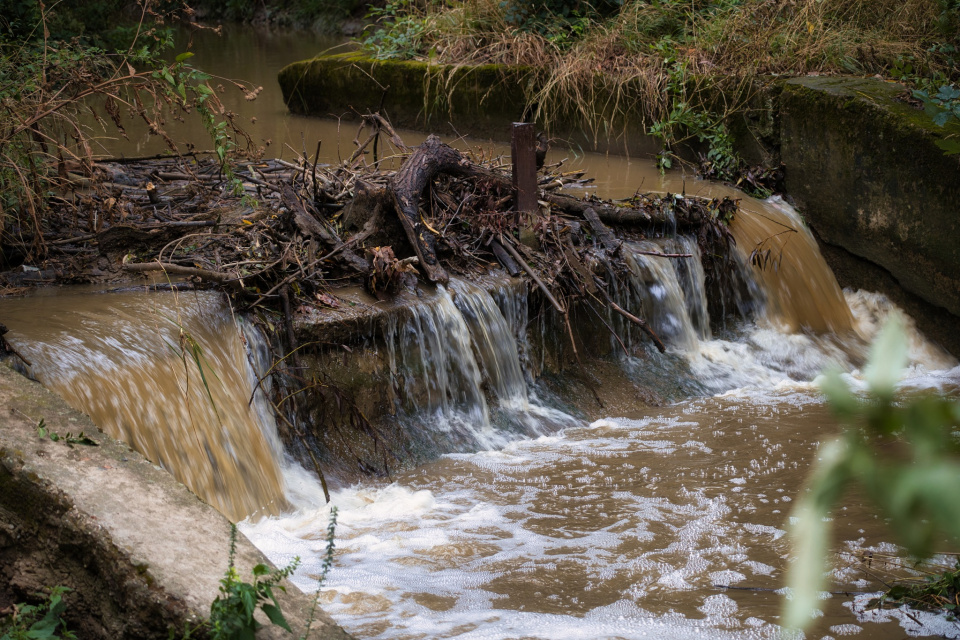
left=279, top=53, right=536, bottom=138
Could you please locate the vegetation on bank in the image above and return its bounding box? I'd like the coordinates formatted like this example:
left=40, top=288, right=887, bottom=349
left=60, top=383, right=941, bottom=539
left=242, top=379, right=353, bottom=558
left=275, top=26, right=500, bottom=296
left=0, top=0, right=261, bottom=270
left=359, top=0, right=960, bottom=163
left=191, top=0, right=367, bottom=31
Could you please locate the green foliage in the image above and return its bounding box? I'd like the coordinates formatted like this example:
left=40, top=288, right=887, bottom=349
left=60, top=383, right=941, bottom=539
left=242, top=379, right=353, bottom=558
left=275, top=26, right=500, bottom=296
left=784, top=316, right=960, bottom=630
left=645, top=47, right=743, bottom=185
left=0, top=4, right=254, bottom=265
left=209, top=524, right=300, bottom=640
left=887, top=44, right=959, bottom=155
left=0, top=586, right=75, bottom=640
left=301, top=506, right=338, bottom=640
left=912, top=81, right=960, bottom=155
left=496, top=0, right=620, bottom=44
left=36, top=418, right=99, bottom=447
left=360, top=1, right=428, bottom=60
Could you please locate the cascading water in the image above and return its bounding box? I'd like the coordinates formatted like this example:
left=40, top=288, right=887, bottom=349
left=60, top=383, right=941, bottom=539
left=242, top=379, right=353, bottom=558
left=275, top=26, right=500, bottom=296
left=382, top=279, right=566, bottom=454
left=242, top=196, right=959, bottom=640
left=1, top=288, right=288, bottom=522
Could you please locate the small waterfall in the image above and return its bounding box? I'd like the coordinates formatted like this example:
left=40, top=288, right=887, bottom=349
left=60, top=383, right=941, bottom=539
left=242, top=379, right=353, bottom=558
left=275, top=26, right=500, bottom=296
left=383, top=278, right=550, bottom=450
left=730, top=197, right=855, bottom=334
left=384, top=286, right=490, bottom=430
left=2, top=289, right=288, bottom=522
left=621, top=239, right=706, bottom=352
left=450, top=279, right=529, bottom=411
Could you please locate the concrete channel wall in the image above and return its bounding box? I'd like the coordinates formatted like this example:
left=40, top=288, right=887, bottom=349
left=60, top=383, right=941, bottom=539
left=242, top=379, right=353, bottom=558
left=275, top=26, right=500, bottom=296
left=279, top=54, right=960, bottom=356
left=0, top=362, right=353, bottom=640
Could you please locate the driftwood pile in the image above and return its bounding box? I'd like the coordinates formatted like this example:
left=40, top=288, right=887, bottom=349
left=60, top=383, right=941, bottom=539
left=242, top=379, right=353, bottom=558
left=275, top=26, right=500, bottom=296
left=3, top=115, right=740, bottom=355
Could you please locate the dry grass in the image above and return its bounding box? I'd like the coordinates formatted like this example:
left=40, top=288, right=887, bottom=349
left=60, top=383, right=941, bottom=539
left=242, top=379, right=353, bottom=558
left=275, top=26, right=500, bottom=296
left=376, top=0, right=957, bottom=138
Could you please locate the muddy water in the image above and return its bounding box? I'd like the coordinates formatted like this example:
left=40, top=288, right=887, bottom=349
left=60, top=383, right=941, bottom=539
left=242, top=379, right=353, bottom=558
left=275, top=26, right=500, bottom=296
left=1, top=287, right=287, bottom=522
left=99, top=25, right=696, bottom=202
left=244, top=291, right=959, bottom=640
left=30, top=24, right=960, bottom=639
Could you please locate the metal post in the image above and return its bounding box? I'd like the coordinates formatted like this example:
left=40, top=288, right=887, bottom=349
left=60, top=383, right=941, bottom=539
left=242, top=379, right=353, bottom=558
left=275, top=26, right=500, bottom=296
left=511, top=122, right=538, bottom=233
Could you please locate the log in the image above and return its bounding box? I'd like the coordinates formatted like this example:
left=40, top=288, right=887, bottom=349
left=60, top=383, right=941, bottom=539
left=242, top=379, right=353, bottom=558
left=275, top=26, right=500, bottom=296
left=582, top=207, right=621, bottom=253
left=390, top=135, right=478, bottom=283
left=122, top=261, right=243, bottom=291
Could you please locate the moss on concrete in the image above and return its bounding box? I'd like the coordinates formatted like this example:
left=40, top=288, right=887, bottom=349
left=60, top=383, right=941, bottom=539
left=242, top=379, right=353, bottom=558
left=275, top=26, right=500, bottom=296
left=279, top=52, right=538, bottom=139
left=277, top=52, right=660, bottom=153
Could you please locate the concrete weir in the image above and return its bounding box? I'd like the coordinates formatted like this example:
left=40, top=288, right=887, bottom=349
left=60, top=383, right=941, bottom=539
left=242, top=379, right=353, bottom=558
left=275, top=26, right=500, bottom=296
left=0, top=362, right=353, bottom=640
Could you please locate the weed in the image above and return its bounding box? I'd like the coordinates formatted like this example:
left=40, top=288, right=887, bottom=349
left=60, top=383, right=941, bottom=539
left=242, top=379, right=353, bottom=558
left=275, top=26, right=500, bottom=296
left=0, top=2, right=257, bottom=267
left=872, top=559, right=960, bottom=613
left=209, top=524, right=300, bottom=640
left=301, top=506, right=338, bottom=640
left=360, top=1, right=428, bottom=60
left=0, top=586, right=75, bottom=640
left=36, top=419, right=98, bottom=447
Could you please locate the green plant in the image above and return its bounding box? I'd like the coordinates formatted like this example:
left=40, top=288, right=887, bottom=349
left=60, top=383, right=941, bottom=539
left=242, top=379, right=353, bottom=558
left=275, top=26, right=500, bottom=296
left=360, top=1, right=428, bottom=60
left=0, top=3, right=255, bottom=266
left=912, top=82, right=960, bottom=155
left=301, top=506, right=338, bottom=640
left=0, top=586, right=75, bottom=640
left=36, top=419, right=98, bottom=447
left=646, top=50, right=741, bottom=181
left=784, top=316, right=960, bottom=630
left=874, top=559, right=960, bottom=613
left=209, top=524, right=300, bottom=640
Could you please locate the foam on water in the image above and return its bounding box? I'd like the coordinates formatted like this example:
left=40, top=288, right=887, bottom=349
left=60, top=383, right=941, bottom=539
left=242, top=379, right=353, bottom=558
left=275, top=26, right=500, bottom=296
left=241, top=195, right=960, bottom=638
left=243, top=275, right=959, bottom=639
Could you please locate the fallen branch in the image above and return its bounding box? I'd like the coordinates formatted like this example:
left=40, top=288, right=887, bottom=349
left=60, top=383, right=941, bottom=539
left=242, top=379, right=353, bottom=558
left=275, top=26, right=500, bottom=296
left=122, top=261, right=243, bottom=291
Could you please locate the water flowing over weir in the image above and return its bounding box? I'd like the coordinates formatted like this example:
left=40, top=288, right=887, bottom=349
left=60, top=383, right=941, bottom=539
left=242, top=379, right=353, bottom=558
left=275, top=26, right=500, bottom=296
left=240, top=197, right=960, bottom=640
left=1, top=289, right=289, bottom=522
left=3, top=187, right=959, bottom=638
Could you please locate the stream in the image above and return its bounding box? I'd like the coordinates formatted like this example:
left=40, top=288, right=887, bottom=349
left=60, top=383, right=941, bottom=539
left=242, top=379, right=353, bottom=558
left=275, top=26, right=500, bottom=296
left=6, top=23, right=960, bottom=640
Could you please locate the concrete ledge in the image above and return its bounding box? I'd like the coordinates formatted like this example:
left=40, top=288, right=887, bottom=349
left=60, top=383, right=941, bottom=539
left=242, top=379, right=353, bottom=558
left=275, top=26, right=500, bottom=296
left=780, top=76, right=960, bottom=319
left=0, top=362, right=352, bottom=640
left=277, top=52, right=661, bottom=154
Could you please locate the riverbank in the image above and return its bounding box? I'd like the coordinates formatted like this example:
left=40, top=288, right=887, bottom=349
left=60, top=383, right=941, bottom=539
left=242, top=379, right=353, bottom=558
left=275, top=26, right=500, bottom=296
left=0, top=360, right=353, bottom=639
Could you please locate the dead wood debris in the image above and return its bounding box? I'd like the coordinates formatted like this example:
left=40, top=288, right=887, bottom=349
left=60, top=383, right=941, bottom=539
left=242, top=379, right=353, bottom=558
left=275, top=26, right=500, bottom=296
left=2, top=114, right=740, bottom=356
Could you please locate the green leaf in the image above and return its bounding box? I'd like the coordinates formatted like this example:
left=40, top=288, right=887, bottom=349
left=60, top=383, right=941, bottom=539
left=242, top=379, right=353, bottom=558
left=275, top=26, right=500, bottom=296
left=863, top=315, right=908, bottom=398
left=175, top=52, right=195, bottom=63
left=935, top=84, right=960, bottom=102
left=66, top=432, right=98, bottom=446
left=240, top=585, right=257, bottom=619
left=935, top=138, right=960, bottom=155
left=252, top=563, right=270, bottom=576
left=260, top=604, right=292, bottom=632
left=933, top=110, right=953, bottom=127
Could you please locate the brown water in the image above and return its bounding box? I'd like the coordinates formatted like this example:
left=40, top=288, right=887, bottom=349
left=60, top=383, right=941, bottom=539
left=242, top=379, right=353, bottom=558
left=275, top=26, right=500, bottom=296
left=1, top=287, right=287, bottom=522
left=98, top=25, right=694, bottom=201
left=12, top=23, right=960, bottom=640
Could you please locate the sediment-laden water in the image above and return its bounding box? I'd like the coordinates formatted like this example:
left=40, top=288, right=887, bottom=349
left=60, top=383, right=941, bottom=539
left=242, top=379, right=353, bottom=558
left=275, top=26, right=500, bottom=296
left=242, top=289, right=957, bottom=640
left=6, top=25, right=956, bottom=639
left=1, top=288, right=288, bottom=522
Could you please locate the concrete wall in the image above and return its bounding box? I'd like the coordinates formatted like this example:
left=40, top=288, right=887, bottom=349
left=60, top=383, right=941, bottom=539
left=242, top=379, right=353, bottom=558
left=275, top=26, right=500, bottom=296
left=779, top=76, right=960, bottom=321
left=0, top=362, right=353, bottom=640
